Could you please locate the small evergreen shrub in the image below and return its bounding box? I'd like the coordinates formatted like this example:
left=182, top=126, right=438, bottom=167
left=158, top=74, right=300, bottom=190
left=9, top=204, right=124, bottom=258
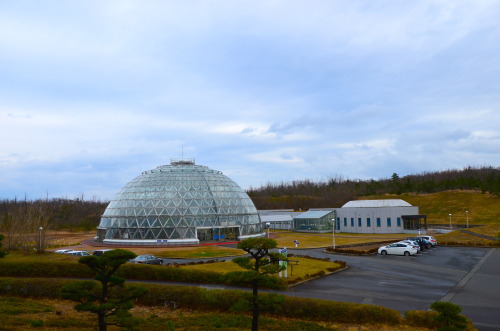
left=430, top=301, right=468, bottom=331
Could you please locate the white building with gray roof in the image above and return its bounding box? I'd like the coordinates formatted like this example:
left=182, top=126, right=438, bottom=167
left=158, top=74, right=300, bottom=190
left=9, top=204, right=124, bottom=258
left=291, top=199, right=427, bottom=234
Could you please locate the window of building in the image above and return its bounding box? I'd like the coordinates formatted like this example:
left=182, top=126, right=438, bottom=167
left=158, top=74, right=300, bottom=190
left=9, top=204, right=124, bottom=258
left=351, top=218, right=354, bottom=227
left=397, top=217, right=401, bottom=227
left=367, top=218, right=371, bottom=227
left=387, top=217, right=391, bottom=227
left=337, top=217, right=341, bottom=230
left=344, top=217, right=347, bottom=227
left=358, top=218, right=362, bottom=227
left=376, top=218, right=381, bottom=227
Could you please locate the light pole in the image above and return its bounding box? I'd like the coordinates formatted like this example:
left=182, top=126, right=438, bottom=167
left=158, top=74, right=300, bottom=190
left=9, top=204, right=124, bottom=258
left=38, top=227, right=43, bottom=251
left=331, top=218, right=336, bottom=250
left=449, top=214, right=452, bottom=230
left=265, top=222, right=270, bottom=239
left=466, top=210, right=469, bottom=228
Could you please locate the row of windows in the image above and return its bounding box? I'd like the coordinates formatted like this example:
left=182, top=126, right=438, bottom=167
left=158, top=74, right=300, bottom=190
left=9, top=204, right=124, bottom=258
left=338, top=217, right=401, bottom=228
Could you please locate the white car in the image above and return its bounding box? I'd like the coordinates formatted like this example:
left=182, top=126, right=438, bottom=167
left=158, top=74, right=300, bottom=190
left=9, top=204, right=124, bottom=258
left=397, top=240, right=421, bottom=252
left=68, top=250, right=91, bottom=256
left=417, top=235, right=438, bottom=247
left=378, top=243, right=418, bottom=256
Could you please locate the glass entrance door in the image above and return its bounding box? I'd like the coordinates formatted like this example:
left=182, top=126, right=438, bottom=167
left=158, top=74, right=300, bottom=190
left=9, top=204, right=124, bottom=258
left=197, top=227, right=239, bottom=243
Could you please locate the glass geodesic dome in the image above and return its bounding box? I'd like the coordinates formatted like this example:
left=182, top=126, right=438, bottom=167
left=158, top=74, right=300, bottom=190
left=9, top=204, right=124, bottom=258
left=96, top=160, right=264, bottom=245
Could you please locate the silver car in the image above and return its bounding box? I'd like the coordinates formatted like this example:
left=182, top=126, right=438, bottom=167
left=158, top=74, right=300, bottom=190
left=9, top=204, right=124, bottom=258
left=129, top=254, right=162, bottom=265
left=54, top=249, right=74, bottom=254
left=68, top=250, right=91, bottom=256
left=417, top=235, right=438, bottom=247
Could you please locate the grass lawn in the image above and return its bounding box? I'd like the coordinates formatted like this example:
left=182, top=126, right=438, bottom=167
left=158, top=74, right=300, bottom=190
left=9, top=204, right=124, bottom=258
left=463, top=224, right=500, bottom=237
left=56, top=245, right=245, bottom=259
left=1, top=250, right=79, bottom=263
left=3, top=246, right=246, bottom=264
left=47, top=231, right=96, bottom=248
left=272, top=231, right=409, bottom=248
left=435, top=230, right=499, bottom=246
left=179, top=257, right=343, bottom=283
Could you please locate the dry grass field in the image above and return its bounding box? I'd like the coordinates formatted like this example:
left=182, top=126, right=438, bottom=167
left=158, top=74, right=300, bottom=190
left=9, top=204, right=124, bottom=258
left=367, top=190, right=500, bottom=225
left=271, top=231, right=409, bottom=248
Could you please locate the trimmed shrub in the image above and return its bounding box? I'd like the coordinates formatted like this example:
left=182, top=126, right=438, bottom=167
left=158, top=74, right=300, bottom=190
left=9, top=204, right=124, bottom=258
left=1, top=260, right=286, bottom=288
left=0, top=260, right=93, bottom=278
left=280, top=296, right=403, bottom=325
left=223, top=271, right=288, bottom=290
left=0, top=278, right=73, bottom=298
left=405, top=310, right=440, bottom=328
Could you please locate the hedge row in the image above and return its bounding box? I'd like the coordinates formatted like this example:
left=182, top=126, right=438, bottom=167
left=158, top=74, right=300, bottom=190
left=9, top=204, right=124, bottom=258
left=404, top=310, right=476, bottom=330
left=0, top=261, right=287, bottom=290
left=325, top=247, right=379, bottom=255
left=0, top=277, right=404, bottom=325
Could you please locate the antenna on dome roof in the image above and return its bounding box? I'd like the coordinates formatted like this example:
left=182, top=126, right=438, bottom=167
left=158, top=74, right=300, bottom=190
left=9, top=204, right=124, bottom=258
left=170, top=144, right=195, bottom=165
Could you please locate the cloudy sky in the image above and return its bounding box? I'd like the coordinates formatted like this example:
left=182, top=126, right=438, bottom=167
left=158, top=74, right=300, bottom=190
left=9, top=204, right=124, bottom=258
left=1, top=1, right=499, bottom=200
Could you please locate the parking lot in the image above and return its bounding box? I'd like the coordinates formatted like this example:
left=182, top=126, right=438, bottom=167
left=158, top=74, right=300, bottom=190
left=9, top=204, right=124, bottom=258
left=288, top=246, right=500, bottom=331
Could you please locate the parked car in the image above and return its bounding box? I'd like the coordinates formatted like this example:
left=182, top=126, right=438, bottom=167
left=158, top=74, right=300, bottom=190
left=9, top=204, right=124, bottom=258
left=54, top=249, right=74, bottom=254
left=68, top=251, right=91, bottom=256
left=407, top=237, right=430, bottom=249
left=378, top=243, right=418, bottom=256
left=398, top=240, right=421, bottom=252
left=93, top=249, right=115, bottom=256
left=129, top=254, right=162, bottom=265
left=418, top=235, right=438, bottom=247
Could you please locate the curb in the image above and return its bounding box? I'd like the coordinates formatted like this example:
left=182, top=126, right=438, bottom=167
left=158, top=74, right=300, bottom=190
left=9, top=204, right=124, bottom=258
left=287, top=266, right=349, bottom=289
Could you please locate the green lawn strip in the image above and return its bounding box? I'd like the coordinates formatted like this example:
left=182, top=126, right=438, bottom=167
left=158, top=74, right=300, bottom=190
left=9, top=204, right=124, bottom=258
left=463, top=224, right=500, bottom=237
left=179, top=257, right=342, bottom=283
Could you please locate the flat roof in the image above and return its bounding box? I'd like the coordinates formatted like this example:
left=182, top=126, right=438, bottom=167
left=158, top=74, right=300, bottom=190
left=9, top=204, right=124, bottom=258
left=342, top=199, right=412, bottom=208
left=293, top=210, right=334, bottom=219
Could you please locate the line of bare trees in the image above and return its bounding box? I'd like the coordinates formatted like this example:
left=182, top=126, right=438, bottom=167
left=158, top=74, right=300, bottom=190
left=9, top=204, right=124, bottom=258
left=0, top=197, right=108, bottom=251
left=247, top=166, right=500, bottom=210
left=1, top=166, right=498, bottom=249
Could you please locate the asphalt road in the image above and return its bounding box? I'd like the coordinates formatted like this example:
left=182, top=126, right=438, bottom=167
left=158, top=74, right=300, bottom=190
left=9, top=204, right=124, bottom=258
left=160, top=246, right=499, bottom=330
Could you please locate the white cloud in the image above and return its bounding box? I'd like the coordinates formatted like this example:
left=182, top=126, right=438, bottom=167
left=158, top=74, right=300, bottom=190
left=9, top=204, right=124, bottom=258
left=0, top=0, right=499, bottom=199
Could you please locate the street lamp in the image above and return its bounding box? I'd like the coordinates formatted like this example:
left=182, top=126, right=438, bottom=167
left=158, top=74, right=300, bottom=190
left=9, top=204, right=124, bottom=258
left=331, top=218, right=336, bottom=250
left=466, top=211, right=469, bottom=228
left=265, top=222, right=271, bottom=239
left=449, top=214, right=452, bottom=230
left=38, top=227, right=43, bottom=251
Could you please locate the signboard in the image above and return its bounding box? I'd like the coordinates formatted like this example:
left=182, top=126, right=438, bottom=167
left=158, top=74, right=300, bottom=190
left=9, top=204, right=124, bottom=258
left=279, top=247, right=288, bottom=278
